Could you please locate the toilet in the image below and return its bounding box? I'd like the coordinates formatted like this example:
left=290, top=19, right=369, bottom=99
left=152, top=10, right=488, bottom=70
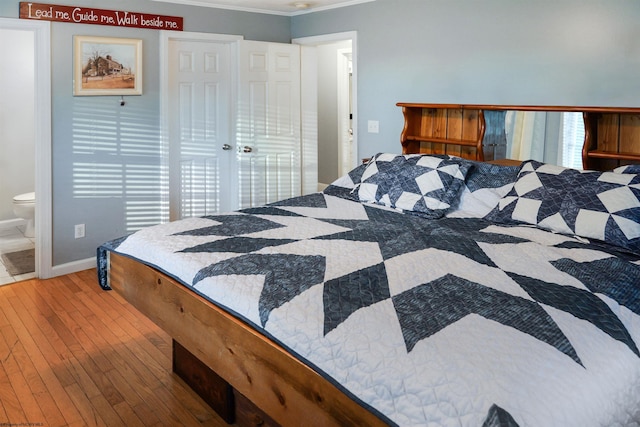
left=12, top=192, right=35, bottom=238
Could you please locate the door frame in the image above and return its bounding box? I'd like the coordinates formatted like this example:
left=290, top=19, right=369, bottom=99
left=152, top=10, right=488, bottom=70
left=336, top=47, right=352, bottom=177
left=159, top=30, right=243, bottom=219
left=0, top=18, right=52, bottom=278
left=293, top=31, right=359, bottom=174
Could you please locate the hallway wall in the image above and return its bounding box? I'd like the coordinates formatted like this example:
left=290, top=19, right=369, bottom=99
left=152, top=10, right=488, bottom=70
left=0, top=28, right=35, bottom=222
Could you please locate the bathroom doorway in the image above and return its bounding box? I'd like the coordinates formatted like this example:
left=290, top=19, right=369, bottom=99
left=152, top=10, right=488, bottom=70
left=294, top=32, right=358, bottom=189
left=0, top=18, right=52, bottom=282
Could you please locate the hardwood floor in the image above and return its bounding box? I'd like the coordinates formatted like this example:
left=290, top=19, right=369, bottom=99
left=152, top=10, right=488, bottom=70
left=0, top=269, right=226, bottom=427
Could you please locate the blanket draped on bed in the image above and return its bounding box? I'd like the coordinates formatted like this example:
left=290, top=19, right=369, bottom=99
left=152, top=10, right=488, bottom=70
left=98, top=191, right=640, bottom=427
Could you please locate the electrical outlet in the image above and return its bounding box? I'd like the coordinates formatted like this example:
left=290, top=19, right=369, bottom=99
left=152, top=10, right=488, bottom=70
left=74, top=224, right=85, bottom=239
left=367, top=120, right=379, bottom=133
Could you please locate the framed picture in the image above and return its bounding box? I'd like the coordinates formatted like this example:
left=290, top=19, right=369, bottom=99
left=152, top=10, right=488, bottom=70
left=73, top=36, right=142, bottom=96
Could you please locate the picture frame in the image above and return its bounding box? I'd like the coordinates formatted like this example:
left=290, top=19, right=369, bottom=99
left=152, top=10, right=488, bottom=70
left=73, top=35, right=142, bottom=96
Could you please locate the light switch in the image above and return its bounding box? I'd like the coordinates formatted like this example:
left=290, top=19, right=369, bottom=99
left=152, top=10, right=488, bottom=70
left=368, top=120, right=379, bottom=133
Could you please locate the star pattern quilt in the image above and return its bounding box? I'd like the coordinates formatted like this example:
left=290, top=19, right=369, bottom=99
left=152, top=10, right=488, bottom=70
left=98, top=188, right=640, bottom=426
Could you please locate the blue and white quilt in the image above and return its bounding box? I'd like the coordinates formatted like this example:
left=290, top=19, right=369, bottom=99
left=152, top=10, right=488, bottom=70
left=98, top=157, right=640, bottom=426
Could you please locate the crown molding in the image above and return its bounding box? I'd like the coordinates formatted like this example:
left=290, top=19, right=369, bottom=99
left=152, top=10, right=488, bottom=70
left=149, top=0, right=375, bottom=16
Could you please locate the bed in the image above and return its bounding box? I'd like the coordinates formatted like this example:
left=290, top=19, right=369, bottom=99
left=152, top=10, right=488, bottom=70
left=98, top=104, right=640, bottom=426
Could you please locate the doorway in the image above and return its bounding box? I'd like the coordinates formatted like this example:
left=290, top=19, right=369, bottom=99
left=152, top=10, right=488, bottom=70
left=294, top=32, right=358, bottom=189
left=0, top=18, right=52, bottom=279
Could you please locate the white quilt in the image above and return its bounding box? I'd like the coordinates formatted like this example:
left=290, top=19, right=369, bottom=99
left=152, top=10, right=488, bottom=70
left=99, top=191, right=640, bottom=426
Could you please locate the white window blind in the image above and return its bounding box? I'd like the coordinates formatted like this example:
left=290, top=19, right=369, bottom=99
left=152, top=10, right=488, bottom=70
left=560, top=112, right=585, bottom=169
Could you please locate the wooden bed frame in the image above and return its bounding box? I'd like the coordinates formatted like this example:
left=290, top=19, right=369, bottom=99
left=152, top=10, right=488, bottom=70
left=108, top=103, right=640, bottom=426
left=109, top=252, right=386, bottom=426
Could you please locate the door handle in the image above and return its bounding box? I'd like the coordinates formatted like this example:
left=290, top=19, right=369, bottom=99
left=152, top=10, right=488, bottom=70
left=222, top=144, right=232, bottom=151
left=243, top=146, right=253, bottom=153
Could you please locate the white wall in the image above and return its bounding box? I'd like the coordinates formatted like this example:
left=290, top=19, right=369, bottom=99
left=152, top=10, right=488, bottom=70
left=0, top=28, right=35, bottom=222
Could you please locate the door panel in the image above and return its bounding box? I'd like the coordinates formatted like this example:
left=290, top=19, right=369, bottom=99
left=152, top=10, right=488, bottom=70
left=249, top=155, right=268, bottom=207
left=167, top=38, right=307, bottom=215
left=238, top=41, right=301, bottom=208
left=169, top=40, right=232, bottom=220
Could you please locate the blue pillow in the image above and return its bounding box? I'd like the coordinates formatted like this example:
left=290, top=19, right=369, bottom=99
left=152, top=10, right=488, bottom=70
left=323, top=163, right=368, bottom=200
left=354, top=153, right=472, bottom=218
left=463, top=161, right=520, bottom=192
left=447, top=160, right=521, bottom=218
left=488, top=160, right=640, bottom=253
left=613, top=164, right=640, bottom=174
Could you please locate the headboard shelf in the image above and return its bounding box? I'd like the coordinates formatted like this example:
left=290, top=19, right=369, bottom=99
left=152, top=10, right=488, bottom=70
left=582, top=111, right=640, bottom=170
left=584, top=150, right=640, bottom=161
left=404, top=136, right=481, bottom=147
left=397, top=102, right=640, bottom=170
left=398, top=104, right=486, bottom=161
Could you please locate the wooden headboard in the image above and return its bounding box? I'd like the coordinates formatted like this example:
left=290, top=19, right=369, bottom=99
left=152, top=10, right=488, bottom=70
left=397, top=103, right=640, bottom=170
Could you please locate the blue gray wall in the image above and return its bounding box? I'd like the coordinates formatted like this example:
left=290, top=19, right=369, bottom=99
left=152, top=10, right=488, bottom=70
left=0, top=0, right=289, bottom=266
left=292, top=0, right=640, bottom=159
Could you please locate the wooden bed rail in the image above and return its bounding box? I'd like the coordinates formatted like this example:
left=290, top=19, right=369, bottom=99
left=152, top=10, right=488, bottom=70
left=397, top=103, right=640, bottom=169
left=108, top=252, right=387, bottom=427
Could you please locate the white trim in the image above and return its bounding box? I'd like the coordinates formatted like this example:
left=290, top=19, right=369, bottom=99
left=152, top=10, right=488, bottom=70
left=0, top=18, right=52, bottom=278
left=293, top=31, right=357, bottom=46
left=293, top=31, right=359, bottom=171
left=160, top=30, right=243, bottom=43
left=149, top=0, right=375, bottom=16
left=34, top=21, right=52, bottom=279
left=51, top=257, right=96, bottom=278
left=289, top=0, right=375, bottom=15
left=0, top=219, right=26, bottom=231
left=336, top=47, right=352, bottom=176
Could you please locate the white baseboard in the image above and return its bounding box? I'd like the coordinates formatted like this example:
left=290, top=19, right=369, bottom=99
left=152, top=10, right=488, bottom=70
left=0, top=218, right=26, bottom=231
left=50, top=257, right=96, bottom=278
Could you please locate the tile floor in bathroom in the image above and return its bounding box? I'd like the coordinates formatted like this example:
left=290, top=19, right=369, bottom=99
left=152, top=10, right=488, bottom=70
left=0, top=224, right=36, bottom=286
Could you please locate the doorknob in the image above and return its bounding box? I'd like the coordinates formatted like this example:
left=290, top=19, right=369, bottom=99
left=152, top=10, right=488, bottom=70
left=243, top=146, right=253, bottom=153
left=222, top=144, right=232, bottom=150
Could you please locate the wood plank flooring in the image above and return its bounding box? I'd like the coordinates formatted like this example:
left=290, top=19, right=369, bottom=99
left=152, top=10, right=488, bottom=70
left=0, top=269, right=226, bottom=427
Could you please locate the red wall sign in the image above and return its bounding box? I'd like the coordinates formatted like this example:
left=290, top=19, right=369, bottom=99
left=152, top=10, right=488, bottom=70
left=19, top=2, right=183, bottom=31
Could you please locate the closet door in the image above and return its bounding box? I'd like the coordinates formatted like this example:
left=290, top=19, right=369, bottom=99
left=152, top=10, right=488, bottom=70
left=237, top=41, right=301, bottom=208
left=168, top=39, right=233, bottom=220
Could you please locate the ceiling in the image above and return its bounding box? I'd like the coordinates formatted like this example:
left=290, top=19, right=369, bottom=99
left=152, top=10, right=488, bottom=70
left=150, top=0, right=375, bottom=16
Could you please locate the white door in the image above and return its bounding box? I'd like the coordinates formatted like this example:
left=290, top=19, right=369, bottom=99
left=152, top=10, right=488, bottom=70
left=168, top=39, right=233, bottom=220
left=237, top=41, right=302, bottom=208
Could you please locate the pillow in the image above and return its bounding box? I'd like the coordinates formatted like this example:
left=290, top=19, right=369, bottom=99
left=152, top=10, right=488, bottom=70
left=322, top=162, right=368, bottom=200
left=447, top=160, right=521, bottom=218
left=613, top=164, right=640, bottom=174
left=353, top=153, right=471, bottom=218
left=326, top=162, right=367, bottom=190
left=488, top=160, right=640, bottom=253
